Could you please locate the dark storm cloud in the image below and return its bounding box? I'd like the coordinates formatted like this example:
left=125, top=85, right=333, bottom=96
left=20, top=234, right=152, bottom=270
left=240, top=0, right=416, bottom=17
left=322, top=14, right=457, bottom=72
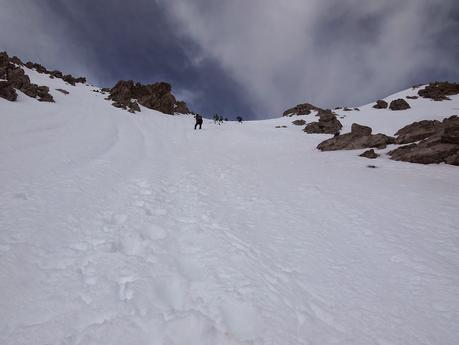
left=1, top=0, right=458, bottom=119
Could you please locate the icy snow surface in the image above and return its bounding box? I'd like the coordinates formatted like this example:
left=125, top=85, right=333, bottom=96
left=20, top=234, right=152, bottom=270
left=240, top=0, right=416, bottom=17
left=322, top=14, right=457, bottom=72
left=1, top=70, right=459, bottom=345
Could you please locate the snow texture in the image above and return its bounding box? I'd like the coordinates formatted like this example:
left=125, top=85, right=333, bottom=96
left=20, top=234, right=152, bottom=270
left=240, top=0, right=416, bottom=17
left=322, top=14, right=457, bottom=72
left=1, top=69, right=458, bottom=345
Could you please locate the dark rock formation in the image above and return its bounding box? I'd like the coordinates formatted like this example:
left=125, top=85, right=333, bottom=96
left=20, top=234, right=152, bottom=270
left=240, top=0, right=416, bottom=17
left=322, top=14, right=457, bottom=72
left=0, top=51, right=54, bottom=102
left=343, top=107, right=352, bottom=112
left=389, top=116, right=459, bottom=165
left=406, top=96, right=418, bottom=100
left=351, top=123, right=372, bottom=137
left=317, top=123, right=395, bottom=151
left=418, top=82, right=459, bottom=101
left=359, top=149, right=379, bottom=159
left=394, top=120, right=442, bottom=144
left=292, top=119, right=306, bottom=126
left=107, top=80, right=190, bottom=115
left=56, top=88, right=70, bottom=95
left=283, top=103, right=322, bottom=116
left=303, top=110, right=342, bottom=134
left=389, top=99, right=411, bottom=111
left=0, top=81, right=17, bottom=101
left=24, top=59, right=86, bottom=86
left=373, top=100, right=388, bottom=109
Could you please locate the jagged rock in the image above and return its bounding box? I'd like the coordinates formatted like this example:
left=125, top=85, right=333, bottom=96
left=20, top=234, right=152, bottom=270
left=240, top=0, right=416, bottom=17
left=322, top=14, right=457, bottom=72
left=0, top=81, right=17, bottom=101
left=317, top=123, right=395, bottom=151
left=351, top=123, right=372, bottom=136
left=441, top=116, right=459, bottom=144
left=406, top=96, right=418, bottom=100
left=394, top=120, right=442, bottom=144
left=359, top=149, right=379, bottom=159
left=418, top=82, right=459, bottom=101
left=283, top=103, right=322, bottom=116
left=390, top=99, right=411, bottom=110
left=292, top=119, right=306, bottom=126
left=0, top=51, right=54, bottom=102
left=354, top=108, right=360, bottom=111
left=388, top=116, right=459, bottom=165
left=107, top=80, right=190, bottom=114
left=343, top=107, right=352, bottom=111
left=304, top=110, right=342, bottom=134
left=275, top=125, right=288, bottom=128
left=174, top=101, right=190, bottom=114
left=373, top=100, right=388, bottom=109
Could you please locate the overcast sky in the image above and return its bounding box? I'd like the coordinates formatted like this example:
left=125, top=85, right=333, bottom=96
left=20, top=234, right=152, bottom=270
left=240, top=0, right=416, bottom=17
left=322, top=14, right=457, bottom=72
left=1, top=0, right=458, bottom=118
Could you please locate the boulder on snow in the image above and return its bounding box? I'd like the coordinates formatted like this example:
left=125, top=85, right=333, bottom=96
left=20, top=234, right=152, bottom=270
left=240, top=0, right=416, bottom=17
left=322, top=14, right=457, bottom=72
left=373, top=100, right=388, bottom=109
left=317, top=123, right=395, bottom=151
left=107, top=80, right=190, bottom=115
left=406, top=96, right=419, bottom=100
left=292, top=119, right=306, bottom=126
left=394, top=119, right=442, bottom=144
left=418, top=82, right=459, bottom=101
left=283, top=103, right=322, bottom=116
left=389, top=116, right=459, bottom=165
left=359, top=149, right=379, bottom=159
left=0, top=51, right=54, bottom=103
left=303, top=110, right=342, bottom=135
left=351, top=123, right=372, bottom=136
left=389, top=99, right=411, bottom=111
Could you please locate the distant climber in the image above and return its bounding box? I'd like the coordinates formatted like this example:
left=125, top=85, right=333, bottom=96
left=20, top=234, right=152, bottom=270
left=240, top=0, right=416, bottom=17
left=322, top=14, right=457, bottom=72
left=194, top=114, right=203, bottom=130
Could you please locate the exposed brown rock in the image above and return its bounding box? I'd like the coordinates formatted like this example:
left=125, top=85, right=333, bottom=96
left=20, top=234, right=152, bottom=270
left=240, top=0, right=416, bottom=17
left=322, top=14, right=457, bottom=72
left=389, top=99, right=411, bottom=111
left=418, top=82, right=459, bottom=101
left=292, top=119, right=306, bottom=126
left=304, top=110, right=342, bottom=134
left=394, top=120, right=442, bottom=144
left=388, top=116, right=459, bottom=165
left=56, top=88, right=69, bottom=95
left=283, top=103, right=322, bottom=116
left=0, top=81, right=17, bottom=101
left=351, top=123, right=372, bottom=136
left=317, top=123, right=395, bottom=151
left=373, top=100, right=388, bottom=109
left=359, top=149, right=379, bottom=159
left=0, top=51, right=54, bottom=102
left=107, top=80, right=190, bottom=114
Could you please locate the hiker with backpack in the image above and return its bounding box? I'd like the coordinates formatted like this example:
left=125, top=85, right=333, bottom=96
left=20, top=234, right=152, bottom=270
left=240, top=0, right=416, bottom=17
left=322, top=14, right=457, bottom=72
left=194, top=114, right=203, bottom=130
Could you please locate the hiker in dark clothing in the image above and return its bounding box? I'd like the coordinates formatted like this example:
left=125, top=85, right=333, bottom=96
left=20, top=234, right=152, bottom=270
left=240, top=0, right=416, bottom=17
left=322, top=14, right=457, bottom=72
left=194, top=114, right=203, bottom=130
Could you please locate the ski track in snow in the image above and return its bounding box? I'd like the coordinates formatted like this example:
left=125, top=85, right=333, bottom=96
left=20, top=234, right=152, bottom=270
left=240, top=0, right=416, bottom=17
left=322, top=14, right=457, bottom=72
left=0, top=70, right=458, bottom=345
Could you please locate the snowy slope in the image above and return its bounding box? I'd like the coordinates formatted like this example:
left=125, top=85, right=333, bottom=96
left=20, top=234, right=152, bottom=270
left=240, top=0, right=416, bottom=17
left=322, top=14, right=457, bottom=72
left=1, top=69, right=459, bottom=345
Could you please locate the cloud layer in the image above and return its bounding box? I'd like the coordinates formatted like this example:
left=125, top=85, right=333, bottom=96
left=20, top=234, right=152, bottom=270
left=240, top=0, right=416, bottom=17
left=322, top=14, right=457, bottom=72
left=1, top=0, right=458, bottom=118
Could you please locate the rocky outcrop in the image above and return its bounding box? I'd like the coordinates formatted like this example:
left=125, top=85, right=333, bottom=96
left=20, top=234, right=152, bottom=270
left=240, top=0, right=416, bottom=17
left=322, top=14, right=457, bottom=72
left=283, top=103, right=322, bottom=116
left=303, top=110, right=342, bottom=134
left=0, top=81, right=17, bottom=101
left=373, top=100, right=388, bottom=109
left=107, top=80, right=190, bottom=115
left=24, top=60, right=86, bottom=86
left=389, top=99, right=411, bottom=111
left=292, top=119, right=306, bottom=126
left=359, top=149, right=379, bottom=159
left=406, top=96, right=418, bottom=100
left=389, top=116, right=459, bottom=165
left=317, top=123, right=395, bottom=151
left=0, top=51, right=54, bottom=102
left=418, top=82, right=459, bottom=101
left=394, top=120, right=442, bottom=144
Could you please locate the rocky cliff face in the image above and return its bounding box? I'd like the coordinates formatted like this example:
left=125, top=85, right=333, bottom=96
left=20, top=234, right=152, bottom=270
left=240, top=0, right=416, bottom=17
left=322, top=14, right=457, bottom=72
left=0, top=52, right=54, bottom=102
left=107, top=80, right=191, bottom=115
